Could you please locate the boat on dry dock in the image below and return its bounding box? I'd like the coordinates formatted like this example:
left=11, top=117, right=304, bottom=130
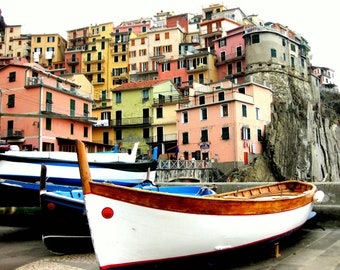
left=76, top=140, right=325, bottom=269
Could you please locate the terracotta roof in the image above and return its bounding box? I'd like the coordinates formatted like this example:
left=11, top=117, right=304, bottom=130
left=113, top=79, right=169, bottom=91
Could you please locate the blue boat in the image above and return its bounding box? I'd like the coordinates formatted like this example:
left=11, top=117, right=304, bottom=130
left=0, top=146, right=159, bottom=207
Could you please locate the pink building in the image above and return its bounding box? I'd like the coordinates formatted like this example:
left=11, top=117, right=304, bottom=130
left=176, top=80, right=272, bottom=168
left=214, top=26, right=246, bottom=83
left=0, top=63, right=93, bottom=151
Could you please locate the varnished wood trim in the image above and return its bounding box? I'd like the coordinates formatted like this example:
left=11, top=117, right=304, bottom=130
left=89, top=180, right=316, bottom=216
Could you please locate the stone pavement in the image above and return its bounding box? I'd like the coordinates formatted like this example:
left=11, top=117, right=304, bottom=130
left=5, top=216, right=340, bottom=270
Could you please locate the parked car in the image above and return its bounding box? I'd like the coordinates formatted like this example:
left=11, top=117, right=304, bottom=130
left=0, top=142, right=11, bottom=153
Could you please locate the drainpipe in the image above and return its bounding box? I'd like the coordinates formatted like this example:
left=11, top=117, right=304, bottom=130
left=38, top=77, right=43, bottom=151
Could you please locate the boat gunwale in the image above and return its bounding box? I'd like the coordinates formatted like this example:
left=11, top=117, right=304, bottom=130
left=88, top=180, right=316, bottom=216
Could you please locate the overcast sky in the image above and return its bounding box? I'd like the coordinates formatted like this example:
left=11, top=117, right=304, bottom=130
left=1, top=0, right=338, bottom=85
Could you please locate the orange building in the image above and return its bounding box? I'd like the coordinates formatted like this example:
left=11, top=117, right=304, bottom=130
left=0, top=63, right=94, bottom=151
left=176, top=79, right=272, bottom=168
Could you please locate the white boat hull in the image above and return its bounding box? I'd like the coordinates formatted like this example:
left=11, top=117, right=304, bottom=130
left=85, top=193, right=313, bottom=268
left=0, top=159, right=155, bottom=186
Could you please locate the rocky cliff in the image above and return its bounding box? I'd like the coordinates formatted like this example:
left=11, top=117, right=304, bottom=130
left=246, top=65, right=340, bottom=182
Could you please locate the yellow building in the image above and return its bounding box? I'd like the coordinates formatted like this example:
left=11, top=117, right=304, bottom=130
left=84, top=22, right=114, bottom=146
left=30, top=33, right=66, bottom=69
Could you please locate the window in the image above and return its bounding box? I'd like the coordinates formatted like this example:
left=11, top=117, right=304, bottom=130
left=116, top=129, right=122, bottom=140
left=199, top=96, right=205, bottom=105
left=256, top=107, right=260, bottom=120
left=271, top=48, right=277, bottom=58
left=8, top=94, right=15, bottom=108
left=47, top=36, right=55, bottom=42
left=236, top=46, right=242, bottom=57
left=70, top=123, right=74, bottom=135
left=165, top=32, right=170, bottom=39
left=9, top=72, right=16, bottom=82
left=290, top=44, right=296, bottom=52
left=201, top=130, right=208, bottom=142
left=251, top=34, right=260, bottom=44
left=164, top=45, right=172, bottom=53
left=178, top=60, right=186, bottom=69
left=236, top=62, right=242, bottom=73
left=238, top=87, right=245, bottom=94
left=201, top=108, right=207, bottom=120
left=218, top=38, right=226, bottom=47
left=46, top=92, right=52, bottom=112
left=221, top=104, right=228, bottom=117
left=220, top=51, right=226, bottom=61
left=46, top=118, right=52, bottom=130
left=162, top=62, right=170, bottom=72
left=241, top=127, right=250, bottom=140
left=182, top=111, right=188, bottom=123
left=182, top=132, right=189, bottom=144
left=242, top=104, right=247, bottom=117
left=143, top=128, right=149, bottom=139
left=174, top=77, right=182, bottom=86
left=70, top=99, right=75, bottom=117
left=142, top=89, right=149, bottom=101
left=221, top=127, right=230, bottom=140
left=116, top=92, right=122, bottom=103
left=156, top=107, right=163, bottom=118
left=228, top=64, right=233, bottom=75
left=291, top=56, right=295, bottom=68
left=188, top=74, right=194, bottom=86
left=257, top=129, right=263, bottom=141
left=84, top=127, right=88, bottom=138
left=83, top=104, right=89, bottom=117
left=218, top=92, right=224, bottom=101
left=155, top=33, right=160, bottom=41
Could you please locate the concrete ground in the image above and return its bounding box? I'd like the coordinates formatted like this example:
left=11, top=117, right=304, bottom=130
left=1, top=214, right=339, bottom=270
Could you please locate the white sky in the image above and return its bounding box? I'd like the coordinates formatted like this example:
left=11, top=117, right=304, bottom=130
left=1, top=0, right=338, bottom=85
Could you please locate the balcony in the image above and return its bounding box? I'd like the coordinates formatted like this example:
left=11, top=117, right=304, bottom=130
left=66, top=57, right=80, bottom=65
left=112, top=117, right=152, bottom=127
left=216, top=51, right=245, bottom=66
left=92, top=78, right=106, bottom=85
left=150, top=133, right=177, bottom=143
left=153, top=95, right=185, bottom=106
left=149, top=53, right=165, bottom=60
left=82, top=67, right=105, bottom=74
left=83, top=56, right=105, bottom=64
left=1, top=129, right=25, bottom=141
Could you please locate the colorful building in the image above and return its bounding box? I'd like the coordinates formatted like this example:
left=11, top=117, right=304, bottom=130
left=30, top=33, right=67, bottom=73
left=0, top=63, right=94, bottom=151
left=176, top=80, right=273, bottom=168
left=112, top=79, right=179, bottom=156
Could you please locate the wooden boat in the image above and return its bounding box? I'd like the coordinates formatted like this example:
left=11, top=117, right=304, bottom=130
left=39, top=165, right=216, bottom=254
left=75, top=140, right=325, bottom=269
left=0, top=142, right=158, bottom=187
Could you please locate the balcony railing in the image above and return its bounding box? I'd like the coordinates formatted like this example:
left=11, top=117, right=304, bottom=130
left=1, top=129, right=24, bottom=139
left=150, top=133, right=177, bottom=143
left=112, top=117, right=152, bottom=126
